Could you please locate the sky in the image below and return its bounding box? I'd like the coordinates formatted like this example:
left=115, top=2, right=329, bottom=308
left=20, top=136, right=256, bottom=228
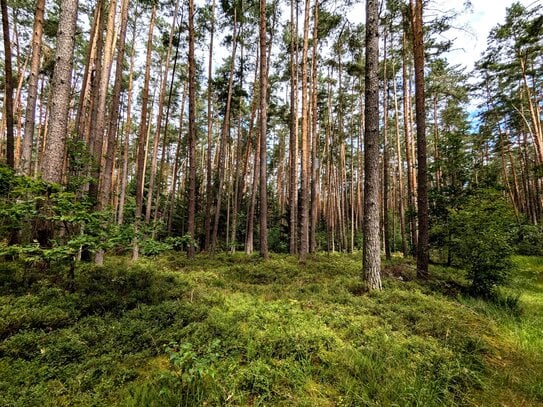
left=348, top=0, right=542, bottom=72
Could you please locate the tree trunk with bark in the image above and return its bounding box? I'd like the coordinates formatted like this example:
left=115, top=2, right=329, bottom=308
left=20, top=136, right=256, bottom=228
left=258, top=0, right=269, bottom=259
left=362, top=0, right=382, bottom=291
left=21, top=0, right=45, bottom=174
left=40, top=0, right=79, bottom=184
left=1, top=0, right=14, bottom=168
left=411, top=0, right=429, bottom=279
left=187, top=0, right=197, bottom=258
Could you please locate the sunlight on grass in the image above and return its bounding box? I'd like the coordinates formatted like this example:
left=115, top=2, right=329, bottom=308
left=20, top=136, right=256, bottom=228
left=1, top=253, right=542, bottom=405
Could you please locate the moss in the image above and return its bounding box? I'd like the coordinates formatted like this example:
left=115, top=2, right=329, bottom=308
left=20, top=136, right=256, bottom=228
left=1, top=253, right=542, bottom=406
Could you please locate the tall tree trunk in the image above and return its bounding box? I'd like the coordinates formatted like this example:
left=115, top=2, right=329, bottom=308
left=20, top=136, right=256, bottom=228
left=133, top=5, right=156, bottom=260
left=187, top=0, right=197, bottom=258
left=103, top=0, right=129, bottom=211
left=289, top=0, right=299, bottom=255
left=204, top=0, right=216, bottom=250
left=309, top=0, right=319, bottom=254
left=383, top=32, right=391, bottom=260
left=392, top=62, right=408, bottom=256
left=76, top=2, right=103, bottom=144
left=402, top=31, right=417, bottom=253
left=91, top=0, right=117, bottom=212
left=1, top=0, right=14, bottom=168
left=145, top=0, right=181, bottom=225
left=211, top=12, right=238, bottom=251
left=299, top=0, right=310, bottom=261
left=153, top=7, right=183, bottom=227
left=21, top=0, right=45, bottom=174
left=117, top=20, right=136, bottom=225
left=258, top=0, right=269, bottom=259
left=362, top=0, right=382, bottom=290
left=41, top=0, right=79, bottom=184
left=167, top=80, right=188, bottom=233
left=411, top=0, right=429, bottom=278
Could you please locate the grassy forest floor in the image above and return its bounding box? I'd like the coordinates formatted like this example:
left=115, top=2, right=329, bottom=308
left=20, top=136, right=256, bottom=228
left=1, top=253, right=542, bottom=406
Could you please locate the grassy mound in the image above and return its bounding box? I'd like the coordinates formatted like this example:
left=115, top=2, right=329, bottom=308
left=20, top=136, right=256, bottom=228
left=1, top=253, right=542, bottom=406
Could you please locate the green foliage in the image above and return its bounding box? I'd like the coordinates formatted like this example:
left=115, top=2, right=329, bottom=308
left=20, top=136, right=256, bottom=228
left=1, top=253, right=542, bottom=406
left=449, top=189, right=516, bottom=297
left=515, top=224, right=543, bottom=256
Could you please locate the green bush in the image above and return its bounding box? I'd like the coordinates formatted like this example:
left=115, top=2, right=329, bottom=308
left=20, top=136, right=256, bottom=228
left=449, top=189, right=515, bottom=297
left=515, top=224, right=543, bottom=256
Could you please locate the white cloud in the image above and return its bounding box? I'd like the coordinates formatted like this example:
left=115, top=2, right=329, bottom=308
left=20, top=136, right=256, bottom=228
left=434, top=0, right=540, bottom=71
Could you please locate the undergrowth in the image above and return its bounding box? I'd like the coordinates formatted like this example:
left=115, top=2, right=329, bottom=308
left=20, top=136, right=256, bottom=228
left=1, top=253, right=542, bottom=406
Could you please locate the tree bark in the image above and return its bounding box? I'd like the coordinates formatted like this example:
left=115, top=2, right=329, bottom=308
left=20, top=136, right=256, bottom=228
left=299, top=0, right=311, bottom=261
left=258, top=0, right=269, bottom=259
left=21, top=0, right=45, bottom=174
left=100, top=0, right=128, bottom=212
left=40, top=0, right=79, bottom=184
left=187, top=0, right=197, bottom=258
left=362, top=0, right=382, bottom=290
left=133, top=5, right=156, bottom=260
left=383, top=32, right=391, bottom=260
left=289, top=0, right=299, bottom=255
left=309, top=0, right=319, bottom=254
left=204, top=0, right=216, bottom=250
left=411, top=0, right=429, bottom=278
left=211, top=12, right=238, bottom=251
left=1, top=0, right=14, bottom=168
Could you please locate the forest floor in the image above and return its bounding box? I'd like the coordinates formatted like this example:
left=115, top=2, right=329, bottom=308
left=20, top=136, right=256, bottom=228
left=1, top=253, right=542, bottom=406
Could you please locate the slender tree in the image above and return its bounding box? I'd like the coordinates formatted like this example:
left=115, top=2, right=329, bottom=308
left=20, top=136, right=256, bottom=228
left=258, top=0, right=269, bottom=259
left=1, top=0, right=14, bottom=168
left=21, top=0, right=45, bottom=174
left=187, top=0, right=197, bottom=258
left=411, top=0, right=429, bottom=278
left=362, top=0, right=382, bottom=290
left=133, top=4, right=157, bottom=260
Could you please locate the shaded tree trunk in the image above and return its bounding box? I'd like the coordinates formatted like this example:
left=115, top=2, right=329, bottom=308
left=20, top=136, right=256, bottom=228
left=1, top=0, right=14, bottom=168
left=299, top=0, right=310, bottom=261
left=133, top=5, right=156, bottom=260
left=204, top=0, right=216, bottom=250
left=258, top=0, right=269, bottom=259
left=362, top=0, right=382, bottom=290
left=187, top=0, right=197, bottom=258
left=411, top=0, right=429, bottom=278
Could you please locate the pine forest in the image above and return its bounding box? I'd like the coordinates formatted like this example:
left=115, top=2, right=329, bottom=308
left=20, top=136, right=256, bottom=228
left=1, top=0, right=542, bottom=405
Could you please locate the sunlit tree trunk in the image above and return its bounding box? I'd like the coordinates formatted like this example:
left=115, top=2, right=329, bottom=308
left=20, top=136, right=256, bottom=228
left=117, top=21, right=136, bottom=226
left=309, top=0, right=319, bottom=254
left=21, top=0, right=45, bottom=174
left=402, top=31, right=417, bottom=253
left=392, top=62, right=408, bottom=256
left=289, top=0, right=298, bottom=255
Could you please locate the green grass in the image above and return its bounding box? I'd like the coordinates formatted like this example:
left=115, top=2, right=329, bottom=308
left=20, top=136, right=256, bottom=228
left=1, top=253, right=542, bottom=406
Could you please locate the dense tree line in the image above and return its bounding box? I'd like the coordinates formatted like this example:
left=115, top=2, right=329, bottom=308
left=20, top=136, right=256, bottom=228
left=0, top=0, right=541, bottom=291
